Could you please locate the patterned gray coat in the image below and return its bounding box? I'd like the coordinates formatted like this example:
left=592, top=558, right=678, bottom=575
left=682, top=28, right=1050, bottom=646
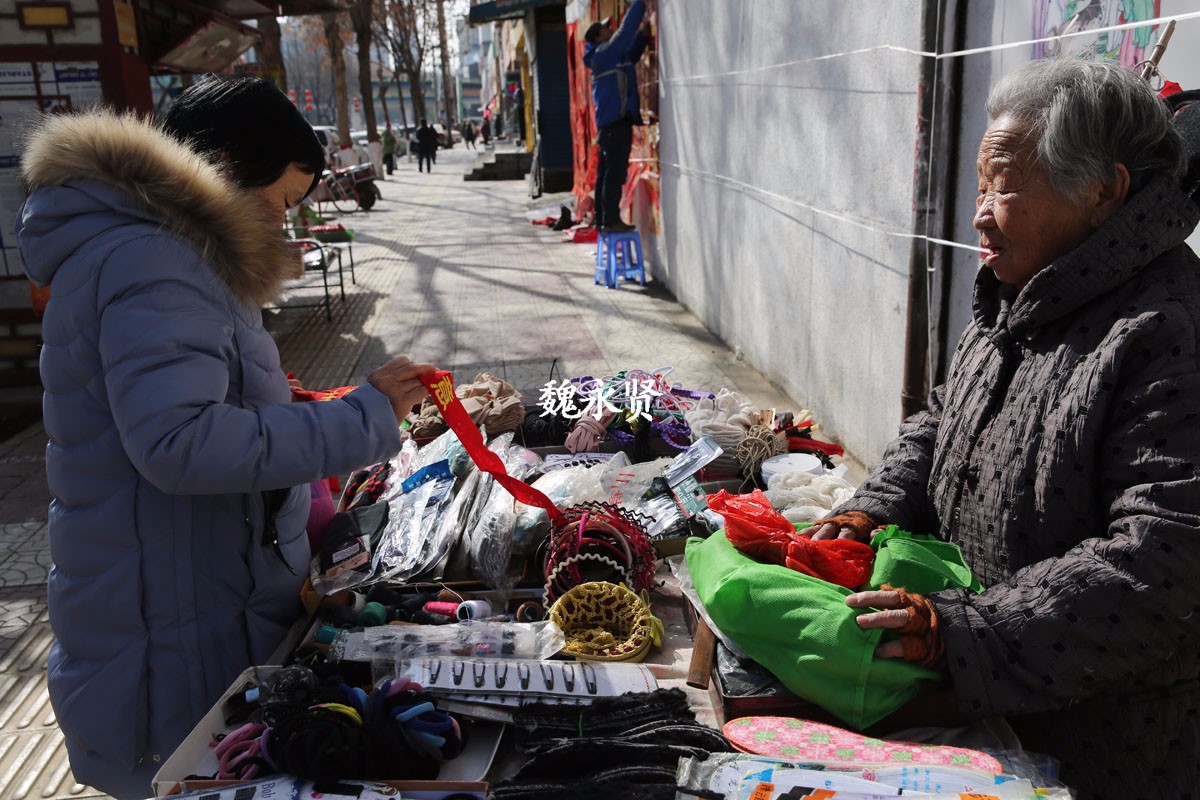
left=839, top=174, right=1200, bottom=799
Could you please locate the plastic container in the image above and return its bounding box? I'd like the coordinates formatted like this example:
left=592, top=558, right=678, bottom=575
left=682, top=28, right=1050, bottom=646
left=760, top=453, right=823, bottom=484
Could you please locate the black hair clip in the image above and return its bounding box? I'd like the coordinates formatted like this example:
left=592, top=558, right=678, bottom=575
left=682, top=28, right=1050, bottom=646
left=539, top=662, right=555, bottom=691
left=451, top=661, right=465, bottom=686
left=581, top=663, right=598, bottom=695
left=562, top=663, right=575, bottom=693
left=518, top=663, right=531, bottom=690
left=494, top=662, right=508, bottom=689
left=472, top=661, right=487, bottom=688
left=429, top=661, right=443, bottom=683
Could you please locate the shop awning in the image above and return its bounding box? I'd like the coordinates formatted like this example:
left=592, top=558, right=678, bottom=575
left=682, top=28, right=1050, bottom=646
left=468, top=0, right=564, bottom=25
left=191, top=0, right=349, bottom=19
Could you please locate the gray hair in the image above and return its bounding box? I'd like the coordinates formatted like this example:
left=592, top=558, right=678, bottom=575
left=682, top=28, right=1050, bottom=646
left=986, top=59, right=1185, bottom=200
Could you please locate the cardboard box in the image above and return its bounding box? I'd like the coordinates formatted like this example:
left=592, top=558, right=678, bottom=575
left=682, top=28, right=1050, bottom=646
left=153, top=666, right=501, bottom=797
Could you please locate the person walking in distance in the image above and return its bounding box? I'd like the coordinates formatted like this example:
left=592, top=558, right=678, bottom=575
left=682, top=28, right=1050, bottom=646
left=381, top=123, right=396, bottom=176
left=416, top=118, right=438, bottom=173
left=583, top=1, right=649, bottom=232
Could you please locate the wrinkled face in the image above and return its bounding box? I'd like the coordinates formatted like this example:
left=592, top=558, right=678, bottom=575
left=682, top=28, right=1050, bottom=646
left=247, top=163, right=315, bottom=221
left=973, top=114, right=1097, bottom=290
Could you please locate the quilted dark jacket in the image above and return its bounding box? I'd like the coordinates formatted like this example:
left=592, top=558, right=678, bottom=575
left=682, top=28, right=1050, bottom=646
left=838, top=174, right=1200, bottom=799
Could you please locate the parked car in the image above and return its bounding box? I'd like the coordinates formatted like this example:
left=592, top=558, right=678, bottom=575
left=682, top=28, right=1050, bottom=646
left=311, top=125, right=371, bottom=167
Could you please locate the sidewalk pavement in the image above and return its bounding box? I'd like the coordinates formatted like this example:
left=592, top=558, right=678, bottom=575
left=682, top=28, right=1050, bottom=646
left=0, top=145, right=861, bottom=799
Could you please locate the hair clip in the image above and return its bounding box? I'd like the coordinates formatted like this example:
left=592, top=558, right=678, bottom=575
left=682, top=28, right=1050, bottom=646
left=562, top=663, right=575, bottom=692
left=582, top=662, right=598, bottom=695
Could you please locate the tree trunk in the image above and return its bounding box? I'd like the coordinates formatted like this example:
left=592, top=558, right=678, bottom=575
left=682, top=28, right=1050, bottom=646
left=397, top=79, right=408, bottom=130
left=375, top=41, right=391, bottom=127
left=324, top=12, right=352, bottom=162
left=407, top=69, right=426, bottom=122
left=350, top=0, right=377, bottom=141
left=435, top=0, right=454, bottom=140
left=256, top=15, right=288, bottom=93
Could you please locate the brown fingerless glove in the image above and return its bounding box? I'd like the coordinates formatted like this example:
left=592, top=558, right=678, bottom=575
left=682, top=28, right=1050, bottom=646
left=880, top=583, right=945, bottom=669
left=810, top=511, right=879, bottom=541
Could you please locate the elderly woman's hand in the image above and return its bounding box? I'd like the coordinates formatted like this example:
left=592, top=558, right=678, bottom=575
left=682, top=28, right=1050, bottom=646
left=809, top=510, right=880, bottom=542
left=367, top=356, right=438, bottom=423
left=846, top=584, right=945, bottom=668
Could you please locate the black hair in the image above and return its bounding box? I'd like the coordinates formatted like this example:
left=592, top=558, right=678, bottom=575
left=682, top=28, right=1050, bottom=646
left=162, top=76, right=326, bottom=199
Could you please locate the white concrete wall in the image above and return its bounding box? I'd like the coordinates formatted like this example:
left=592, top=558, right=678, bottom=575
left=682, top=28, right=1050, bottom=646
left=943, top=1, right=1200, bottom=365
left=655, top=0, right=925, bottom=466
left=654, top=0, right=1200, bottom=466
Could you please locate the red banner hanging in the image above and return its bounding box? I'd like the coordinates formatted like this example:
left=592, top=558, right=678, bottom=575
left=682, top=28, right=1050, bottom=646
left=421, top=370, right=567, bottom=525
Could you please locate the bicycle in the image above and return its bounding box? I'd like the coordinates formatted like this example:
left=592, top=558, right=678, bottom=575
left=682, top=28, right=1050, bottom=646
left=316, top=167, right=360, bottom=214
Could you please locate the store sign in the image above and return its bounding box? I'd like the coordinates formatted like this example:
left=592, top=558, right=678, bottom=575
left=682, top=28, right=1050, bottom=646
left=16, top=2, right=73, bottom=30
left=113, top=0, right=138, bottom=50
left=467, top=0, right=564, bottom=25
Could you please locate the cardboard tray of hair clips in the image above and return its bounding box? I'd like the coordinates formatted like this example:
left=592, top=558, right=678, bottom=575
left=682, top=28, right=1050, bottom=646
left=152, top=665, right=497, bottom=799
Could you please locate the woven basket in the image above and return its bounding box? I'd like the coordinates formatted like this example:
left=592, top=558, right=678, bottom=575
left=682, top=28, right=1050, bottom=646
left=548, top=581, right=664, bottom=663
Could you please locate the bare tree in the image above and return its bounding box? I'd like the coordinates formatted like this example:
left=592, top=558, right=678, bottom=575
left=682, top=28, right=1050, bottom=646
left=283, top=17, right=335, bottom=124
left=255, top=15, right=289, bottom=93
left=348, top=0, right=379, bottom=142
left=434, top=0, right=454, bottom=143
left=374, top=39, right=401, bottom=129
left=375, top=0, right=431, bottom=124
left=324, top=12, right=353, bottom=155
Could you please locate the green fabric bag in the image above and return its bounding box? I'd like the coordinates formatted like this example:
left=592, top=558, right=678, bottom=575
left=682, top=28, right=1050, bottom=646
left=685, top=525, right=981, bottom=730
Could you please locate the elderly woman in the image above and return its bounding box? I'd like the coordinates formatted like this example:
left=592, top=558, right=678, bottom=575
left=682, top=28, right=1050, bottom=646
left=812, top=60, right=1199, bottom=798
left=17, top=78, right=435, bottom=798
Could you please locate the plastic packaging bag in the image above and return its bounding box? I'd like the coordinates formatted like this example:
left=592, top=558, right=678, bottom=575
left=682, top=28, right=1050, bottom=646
left=465, top=442, right=539, bottom=591
left=309, top=501, right=389, bottom=594
left=511, top=463, right=608, bottom=554
left=361, top=619, right=565, bottom=666
left=372, top=461, right=456, bottom=582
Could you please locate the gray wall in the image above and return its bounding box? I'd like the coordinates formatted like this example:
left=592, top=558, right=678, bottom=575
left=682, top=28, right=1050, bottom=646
left=655, top=0, right=925, bottom=465
left=653, top=0, right=1200, bottom=467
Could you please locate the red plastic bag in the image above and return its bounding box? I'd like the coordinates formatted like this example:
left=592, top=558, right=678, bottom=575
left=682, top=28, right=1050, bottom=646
left=707, top=489, right=875, bottom=589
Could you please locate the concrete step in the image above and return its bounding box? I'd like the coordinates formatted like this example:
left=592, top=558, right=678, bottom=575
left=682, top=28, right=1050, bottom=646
left=463, top=149, right=533, bottom=181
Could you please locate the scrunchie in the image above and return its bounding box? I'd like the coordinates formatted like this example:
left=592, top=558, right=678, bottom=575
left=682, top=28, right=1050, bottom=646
left=879, top=583, right=945, bottom=669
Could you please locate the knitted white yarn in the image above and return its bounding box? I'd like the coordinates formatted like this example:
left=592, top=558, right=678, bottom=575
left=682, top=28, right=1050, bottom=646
left=684, top=389, right=756, bottom=475
left=764, top=470, right=858, bottom=524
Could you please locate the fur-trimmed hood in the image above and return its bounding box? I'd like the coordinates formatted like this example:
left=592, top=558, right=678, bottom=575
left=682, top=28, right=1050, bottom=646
left=18, top=109, right=301, bottom=306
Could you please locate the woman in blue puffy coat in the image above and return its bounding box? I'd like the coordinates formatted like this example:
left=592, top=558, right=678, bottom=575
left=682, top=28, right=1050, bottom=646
left=16, top=78, right=434, bottom=798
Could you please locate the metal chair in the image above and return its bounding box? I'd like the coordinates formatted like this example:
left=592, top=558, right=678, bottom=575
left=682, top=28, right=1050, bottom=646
left=275, top=229, right=347, bottom=322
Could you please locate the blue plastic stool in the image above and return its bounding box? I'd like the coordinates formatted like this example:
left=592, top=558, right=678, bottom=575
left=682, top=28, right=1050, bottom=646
left=594, top=230, right=645, bottom=288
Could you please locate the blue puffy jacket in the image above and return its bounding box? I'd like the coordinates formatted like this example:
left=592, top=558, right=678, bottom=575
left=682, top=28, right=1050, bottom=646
left=583, top=0, right=648, bottom=128
left=16, top=111, right=402, bottom=799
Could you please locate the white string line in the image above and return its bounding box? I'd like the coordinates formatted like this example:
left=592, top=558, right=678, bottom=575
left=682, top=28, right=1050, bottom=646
left=661, top=161, right=985, bottom=255
left=664, top=9, right=1200, bottom=84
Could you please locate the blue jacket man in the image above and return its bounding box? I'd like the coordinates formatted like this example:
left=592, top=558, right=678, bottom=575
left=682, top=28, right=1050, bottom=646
left=583, top=0, right=649, bottom=231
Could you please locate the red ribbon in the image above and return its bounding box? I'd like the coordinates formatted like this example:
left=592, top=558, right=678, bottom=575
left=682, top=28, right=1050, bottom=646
left=421, top=370, right=567, bottom=525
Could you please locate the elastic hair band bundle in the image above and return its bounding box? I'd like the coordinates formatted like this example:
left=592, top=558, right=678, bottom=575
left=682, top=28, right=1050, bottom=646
left=212, top=673, right=463, bottom=784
